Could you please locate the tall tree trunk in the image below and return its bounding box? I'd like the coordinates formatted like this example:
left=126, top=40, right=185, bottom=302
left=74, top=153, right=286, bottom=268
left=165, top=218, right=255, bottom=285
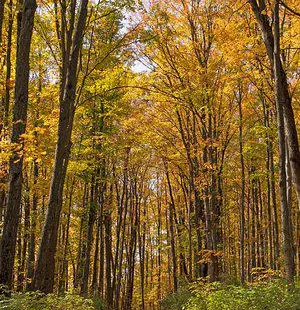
left=124, top=182, right=138, bottom=310
left=16, top=205, right=23, bottom=291
left=18, top=180, right=30, bottom=291
left=157, top=195, right=162, bottom=305
left=81, top=181, right=97, bottom=297
left=32, top=0, right=89, bottom=293
left=0, top=0, right=37, bottom=288
left=104, top=185, right=113, bottom=308
left=91, top=218, right=100, bottom=296
left=26, top=159, right=38, bottom=289
left=114, top=153, right=130, bottom=310
left=165, top=168, right=178, bottom=292
left=58, top=180, right=74, bottom=294
left=238, top=88, right=245, bottom=283
left=138, top=197, right=146, bottom=310
left=262, top=97, right=275, bottom=269
left=98, top=195, right=104, bottom=298
left=273, top=0, right=295, bottom=281
left=249, top=0, right=300, bottom=210
left=74, top=183, right=88, bottom=289
left=26, top=58, right=41, bottom=288
left=270, top=138, right=280, bottom=267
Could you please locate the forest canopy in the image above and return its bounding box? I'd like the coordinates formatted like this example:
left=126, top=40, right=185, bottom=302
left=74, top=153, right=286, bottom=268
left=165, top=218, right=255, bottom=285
left=0, top=0, right=299, bottom=309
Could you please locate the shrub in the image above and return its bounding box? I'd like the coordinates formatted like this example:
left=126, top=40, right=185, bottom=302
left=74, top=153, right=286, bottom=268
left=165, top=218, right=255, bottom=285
left=183, top=280, right=300, bottom=310
left=0, top=291, right=96, bottom=310
left=161, top=287, right=194, bottom=310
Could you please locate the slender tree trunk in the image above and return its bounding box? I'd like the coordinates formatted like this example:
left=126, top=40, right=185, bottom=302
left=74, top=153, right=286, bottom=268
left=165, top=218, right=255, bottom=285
left=165, top=169, right=178, bottom=292
left=91, top=218, right=100, bottom=296
left=115, top=155, right=130, bottom=310
left=252, top=171, right=257, bottom=275
left=98, top=194, right=104, bottom=298
left=74, top=183, right=88, bottom=289
left=112, top=154, right=129, bottom=307
left=274, top=0, right=295, bottom=281
left=138, top=198, right=146, bottom=310
left=124, top=183, right=138, bottom=310
left=249, top=0, right=300, bottom=210
left=104, top=185, right=113, bottom=308
left=81, top=181, right=97, bottom=297
left=263, top=97, right=274, bottom=269
left=16, top=205, right=23, bottom=291
left=18, top=182, right=30, bottom=291
left=58, top=180, right=74, bottom=294
left=0, top=0, right=37, bottom=288
left=26, top=159, right=38, bottom=289
left=16, top=207, right=23, bottom=290
left=238, top=88, right=245, bottom=283
left=270, top=139, right=280, bottom=268
left=157, top=196, right=162, bottom=306
left=32, top=0, right=89, bottom=293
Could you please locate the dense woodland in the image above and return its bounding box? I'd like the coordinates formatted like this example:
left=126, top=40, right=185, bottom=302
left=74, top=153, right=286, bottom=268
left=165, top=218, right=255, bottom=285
left=0, top=0, right=299, bottom=309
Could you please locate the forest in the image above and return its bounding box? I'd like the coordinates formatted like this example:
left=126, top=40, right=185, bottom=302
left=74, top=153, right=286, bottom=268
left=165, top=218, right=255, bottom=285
left=0, top=0, right=299, bottom=309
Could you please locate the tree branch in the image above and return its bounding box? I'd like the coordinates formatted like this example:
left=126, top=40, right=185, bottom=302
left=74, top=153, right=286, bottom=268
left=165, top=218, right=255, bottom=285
left=281, top=1, right=300, bottom=17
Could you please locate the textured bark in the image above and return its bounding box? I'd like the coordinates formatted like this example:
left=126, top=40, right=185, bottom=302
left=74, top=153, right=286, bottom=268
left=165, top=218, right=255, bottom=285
left=270, top=140, right=280, bottom=267
left=262, top=97, right=275, bottom=269
left=0, top=0, right=36, bottom=288
left=17, top=183, right=30, bottom=291
left=114, top=152, right=130, bottom=310
left=81, top=181, right=97, bottom=297
left=91, top=218, right=100, bottom=295
left=26, top=160, right=38, bottom=289
left=165, top=168, right=178, bottom=292
left=124, top=182, right=138, bottom=310
left=273, top=0, right=295, bottom=281
left=238, top=89, right=245, bottom=283
left=26, top=58, right=41, bottom=288
left=104, top=186, right=113, bottom=308
left=74, top=183, right=88, bottom=289
left=32, top=0, right=89, bottom=293
left=249, top=0, right=300, bottom=210
left=138, top=198, right=146, bottom=310
left=58, top=180, right=74, bottom=294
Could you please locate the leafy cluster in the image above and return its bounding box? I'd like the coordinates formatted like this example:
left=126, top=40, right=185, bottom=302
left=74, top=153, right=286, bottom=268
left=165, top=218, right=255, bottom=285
left=162, top=280, right=300, bottom=310
left=0, top=291, right=106, bottom=310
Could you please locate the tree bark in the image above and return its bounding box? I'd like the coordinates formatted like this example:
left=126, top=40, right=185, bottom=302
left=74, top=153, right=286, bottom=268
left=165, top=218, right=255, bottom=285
left=273, top=0, right=295, bottom=281
left=0, top=0, right=37, bottom=288
left=58, top=180, right=74, bottom=294
left=104, top=186, right=113, bottom=308
left=26, top=160, right=38, bottom=289
left=81, top=181, right=97, bottom=297
left=237, top=87, right=245, bottom=283
left=249, top=0, right=300, bottom=210
left=32, top=0, right=89, bottom=293
left=165, top=168, right=178, bottom=292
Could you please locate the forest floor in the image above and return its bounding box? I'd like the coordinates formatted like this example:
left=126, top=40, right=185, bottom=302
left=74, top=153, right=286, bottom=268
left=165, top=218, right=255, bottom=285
left=0, top=279, right=299, bottom=310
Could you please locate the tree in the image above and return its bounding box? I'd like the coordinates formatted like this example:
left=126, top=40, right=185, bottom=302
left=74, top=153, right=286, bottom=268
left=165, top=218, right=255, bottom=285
left=0, top=0, right=299, bottom=305
left=32, top=0, right=89, bottom=293
left=248, top=0, right=296, bottom=281
left=0, top=0, right=37, bottom=289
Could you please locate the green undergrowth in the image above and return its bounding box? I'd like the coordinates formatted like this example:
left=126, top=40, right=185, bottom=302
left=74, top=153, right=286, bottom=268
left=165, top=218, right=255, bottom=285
left=0, top=290, right=106, bottom=310
left=1, top=279, right=299, bottom=310
left=161, top=279, right=300, bottom=310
